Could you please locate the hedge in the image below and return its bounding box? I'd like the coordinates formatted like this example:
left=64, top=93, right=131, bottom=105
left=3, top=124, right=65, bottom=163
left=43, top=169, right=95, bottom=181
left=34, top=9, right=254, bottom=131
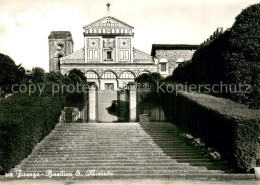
left=159, top=85, right=260, bottom=172
left=172, top=30, right=230, bottom=86
left=0, top=83, right=65, bottom=174
left=171, top=3, right=260, bottom=109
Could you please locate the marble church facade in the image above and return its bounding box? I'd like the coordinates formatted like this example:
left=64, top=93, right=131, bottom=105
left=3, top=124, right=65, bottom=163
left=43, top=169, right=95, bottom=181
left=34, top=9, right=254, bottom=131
left=49, top=16, right=158, bottom=90
left=48, top=14, right=197, bottom=89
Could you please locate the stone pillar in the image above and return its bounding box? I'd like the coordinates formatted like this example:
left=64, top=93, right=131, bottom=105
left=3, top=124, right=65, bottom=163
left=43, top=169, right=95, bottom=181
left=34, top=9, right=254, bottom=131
left=83, top=92, right=88, bottom=122
left=128, top=82, right=137, bottom=122
left=88, top=82, right=97, bottom=123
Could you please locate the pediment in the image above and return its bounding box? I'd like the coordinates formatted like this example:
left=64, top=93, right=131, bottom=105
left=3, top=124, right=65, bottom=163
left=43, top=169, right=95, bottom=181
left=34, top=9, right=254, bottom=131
left=83, top=16, right=134, bottom=30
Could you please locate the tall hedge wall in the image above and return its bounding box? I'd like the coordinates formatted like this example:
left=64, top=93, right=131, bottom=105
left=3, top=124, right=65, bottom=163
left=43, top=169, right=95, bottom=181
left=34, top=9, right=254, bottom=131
left=160, top=86, right=260, bottom=172
left=172, top=31, right=230, bottom=86
left=0, top=84, right=65, bottom=174
left=171, top=3, right=260, bottom=109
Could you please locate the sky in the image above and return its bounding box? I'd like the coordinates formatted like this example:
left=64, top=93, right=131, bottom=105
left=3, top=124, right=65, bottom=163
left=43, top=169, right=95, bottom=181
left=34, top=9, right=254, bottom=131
left=0, top=0, right=259, bottom=71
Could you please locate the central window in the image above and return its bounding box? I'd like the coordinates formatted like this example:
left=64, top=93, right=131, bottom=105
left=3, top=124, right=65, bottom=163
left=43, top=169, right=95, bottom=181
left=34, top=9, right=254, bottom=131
left=105, top=83, right=114, bottom=90
left=161, top=63, right=167, bottom=72
left=106, top=51, right=112, bottom=60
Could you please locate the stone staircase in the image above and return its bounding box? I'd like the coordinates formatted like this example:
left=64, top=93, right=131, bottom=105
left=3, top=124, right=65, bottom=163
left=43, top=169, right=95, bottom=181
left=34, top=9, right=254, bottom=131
left=10, top=122, right=256, bottom=180
left=139, top=122, right=232, bottom=171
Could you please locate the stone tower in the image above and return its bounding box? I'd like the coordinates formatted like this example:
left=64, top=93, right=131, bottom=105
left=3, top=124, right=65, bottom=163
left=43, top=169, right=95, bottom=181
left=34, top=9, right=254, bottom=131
left=48, top=31, right=74, bottom=72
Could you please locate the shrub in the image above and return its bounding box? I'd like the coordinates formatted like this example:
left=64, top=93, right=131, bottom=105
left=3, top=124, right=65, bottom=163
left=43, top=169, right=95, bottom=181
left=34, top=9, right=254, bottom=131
left=0, top=84, right=65, bottom=174
left=31, top=67, right=46, bottom=83
left=135, top=72, right=163, bottom=88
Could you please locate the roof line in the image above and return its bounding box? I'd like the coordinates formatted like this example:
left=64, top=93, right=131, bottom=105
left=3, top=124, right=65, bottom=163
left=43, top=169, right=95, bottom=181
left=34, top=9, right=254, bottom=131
left=134, top=48, right=153, bottom=57
left=151, top=44, right=199, bottom=56
left=152, top=44, right=199, bottom=47
left=83, top=16, right=134, bottom=29
left=60, top=48, right=84, bottom=60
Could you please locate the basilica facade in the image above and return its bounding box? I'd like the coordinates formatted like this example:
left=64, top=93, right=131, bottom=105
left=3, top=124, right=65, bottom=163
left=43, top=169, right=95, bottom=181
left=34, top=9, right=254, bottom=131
left=48, top=15, right=197, bottom=89
left=49, top=16, right=158, bottom=90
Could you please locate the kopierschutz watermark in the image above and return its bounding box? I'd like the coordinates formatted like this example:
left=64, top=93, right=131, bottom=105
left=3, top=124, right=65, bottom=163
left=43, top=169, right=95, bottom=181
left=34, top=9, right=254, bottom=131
left=156, top=81, right=253, bottom=95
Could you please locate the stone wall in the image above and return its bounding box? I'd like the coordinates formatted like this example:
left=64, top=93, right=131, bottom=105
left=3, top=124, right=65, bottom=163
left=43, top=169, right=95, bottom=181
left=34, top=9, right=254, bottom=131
left=155, top=49, right=196, bottom=77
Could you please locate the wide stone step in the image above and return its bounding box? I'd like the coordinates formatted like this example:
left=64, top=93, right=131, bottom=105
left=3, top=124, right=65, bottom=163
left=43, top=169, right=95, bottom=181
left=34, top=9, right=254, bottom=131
left=24, top=159, right=181, bottom=164
left=39, top=143, right=159, bottom=147
left=30, top=155, right=171, bottom=159
left=29, top=153, right=207, bottom=158
left=46, top=138, right=155, bottom=140
left=36, top=146, right=201, bottom=150
left=53, top=132, right=149, bottom=133
left=48, top=135, right=152, bottom=137
left=33, top=151, right=166, bottom=155
left=30, top=152, right=166, bottom=155
left=20, top=164, right=206, bottom=170
left=33, top=151, right=207, bottom=155
left=28, top=156, right=173, bottom=161
left=39, top=142, right=195, bottom=145
left=31, top=155, right=210, bottom=160
left=36, top=148, right=165, bottom=152
left=24, top=161, right=226, bottom=169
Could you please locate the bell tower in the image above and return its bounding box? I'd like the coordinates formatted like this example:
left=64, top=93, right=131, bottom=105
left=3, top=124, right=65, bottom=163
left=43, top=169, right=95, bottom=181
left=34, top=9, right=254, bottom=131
left=48, top=31, right=74, bottom=72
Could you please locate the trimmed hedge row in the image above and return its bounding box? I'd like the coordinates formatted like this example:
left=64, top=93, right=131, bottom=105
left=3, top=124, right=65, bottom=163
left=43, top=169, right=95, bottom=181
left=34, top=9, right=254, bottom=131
left=172, top=30, right=230, bottom=86
left=0, top=84, right=65, bottom=174
left=171, top=3, right=260, bottom=109
left=159, top=86, right=260, bottom=172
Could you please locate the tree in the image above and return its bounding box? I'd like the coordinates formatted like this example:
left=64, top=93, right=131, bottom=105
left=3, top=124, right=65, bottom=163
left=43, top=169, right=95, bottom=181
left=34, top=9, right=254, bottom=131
left=31, top=67, right=46, bottom=83
left=68, top=69, right=87, bottom=84
left=18, top=66, right=26, bottom=84
left=0, top=53, right=24, bottom=97
left=135, top=72, right=162, bottom=87
left=46, top=71, right=64, bottom=83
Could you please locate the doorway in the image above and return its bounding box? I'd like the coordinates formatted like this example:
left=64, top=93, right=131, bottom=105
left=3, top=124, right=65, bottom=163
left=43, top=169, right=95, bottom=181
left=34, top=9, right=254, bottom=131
left=105, top=83, right=114, bottom=90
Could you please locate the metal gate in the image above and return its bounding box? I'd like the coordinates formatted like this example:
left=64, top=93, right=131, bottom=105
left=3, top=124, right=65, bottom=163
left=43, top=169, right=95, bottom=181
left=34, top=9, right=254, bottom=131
left=136, top=86, right=167, bottom=122
left=63, top=84, right=89, bottom=123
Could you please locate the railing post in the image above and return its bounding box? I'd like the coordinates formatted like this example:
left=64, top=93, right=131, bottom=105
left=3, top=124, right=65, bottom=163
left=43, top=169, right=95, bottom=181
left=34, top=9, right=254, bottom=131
left=88, top=82, right=97, bottom=123
left=128, top=82, right=137, bottom=122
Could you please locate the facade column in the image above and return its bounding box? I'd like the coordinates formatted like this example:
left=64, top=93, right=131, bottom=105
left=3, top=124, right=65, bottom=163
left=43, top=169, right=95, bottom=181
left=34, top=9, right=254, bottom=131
left=128, top=82, right=137, bottom=122
left=88, top=82, right=97, bottom=123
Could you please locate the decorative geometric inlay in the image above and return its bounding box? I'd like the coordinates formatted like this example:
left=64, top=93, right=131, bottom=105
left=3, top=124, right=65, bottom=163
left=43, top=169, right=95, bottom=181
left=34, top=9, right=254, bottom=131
left=114, top=70, right=122, bottom=75
left=133, top=70, right=140, bottom=75
left=118, top=38, right=130, bottom=49
left=88, top=38, right=100, bottom=49
left=96, top=70, right=103, bottom=74
left=84, top=16, right=134, bottom=31
left=103, top=38, right=115, bottom=48
left=134, top=48, right=153, bottom=60
left=61, top=48, right=84, bottom=60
